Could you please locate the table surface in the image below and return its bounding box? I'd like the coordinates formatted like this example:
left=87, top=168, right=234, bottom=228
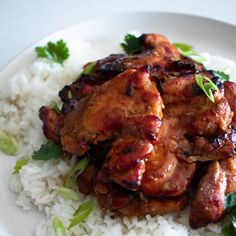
left=1, top=0, right=236, bottom=70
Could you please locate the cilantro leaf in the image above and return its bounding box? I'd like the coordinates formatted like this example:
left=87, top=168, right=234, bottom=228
left=225, top=193, right=236, bottom=213
left=221, top=193, right=236, bottom=235
left=174, top=42, right=206, bottom=63
left=35, top=40, right=69, bottom=65
left=213, top=71, right=230, bottom=82
left=222, top=223, right=236, bottom=236
left=121, top=34, right=142, bottom=55
left=32, top=141, right=64, bottom=160
left=195, top=75, right=218, bottom=102
left=68, top=199, right=96, bottom=229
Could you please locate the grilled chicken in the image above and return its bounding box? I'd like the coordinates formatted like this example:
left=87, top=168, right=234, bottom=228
left=189, top=161, right=226, bottom=229
left=39, top=33, right=236, bottom=228
left=190, top=156, right=236, bottom=228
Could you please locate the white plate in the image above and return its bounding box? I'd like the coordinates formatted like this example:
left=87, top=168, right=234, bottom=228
left=1, top=12, right=236, bottom=236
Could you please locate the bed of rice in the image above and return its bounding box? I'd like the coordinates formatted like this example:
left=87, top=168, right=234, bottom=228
left=1, top=37, right=236, bottom=236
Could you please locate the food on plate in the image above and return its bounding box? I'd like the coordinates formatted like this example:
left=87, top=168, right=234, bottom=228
left=3, top=33, right=236, bottom=236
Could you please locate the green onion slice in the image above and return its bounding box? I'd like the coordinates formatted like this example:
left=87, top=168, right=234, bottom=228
left=52, top=217, right=66, bottom=236
left=13, top=158, right=28, bottom=174
left=0, top=130, right=18, bottom=155
left=64, top=156, right=89, bottom=188
left=195, top=75, right=218, bottom=102
left=68, top=199, right=96, bottom=229
left=55, top=186, right=80, bottom=201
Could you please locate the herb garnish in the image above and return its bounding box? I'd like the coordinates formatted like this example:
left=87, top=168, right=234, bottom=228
left=174, top=42, right=206, bottom=63
left=195, top=75, right=218, bottom=102
left=50, top=101, right=60, bottom=114
left=68, top=199, right=96, bottom=229
left=221, top=193, right=236, bottom=236
left=55, top=186, right=80, bottom=201
left=0, top=130, right=18, bottom=156
left=52, top=217, right=66, bottom=236
left=83, top=62, right=97, bottom=75
left=213, top=71, right=230, bottom=82
left=13, top=158, right=28, bottom=174
left=121, top=33, right=142, bottom=55
left=68, top=90, right=73, bottom=99
left=35, top=40, right=69, bottom=65
left=32, top=141, right=64, bottom=160
left=64, top=156, right=89, bottom=188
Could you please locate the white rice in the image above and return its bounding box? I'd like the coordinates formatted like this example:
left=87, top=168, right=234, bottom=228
left=2, top=37, right=236, bottom=236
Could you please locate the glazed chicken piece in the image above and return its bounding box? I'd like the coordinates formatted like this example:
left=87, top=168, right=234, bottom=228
left=60, top=68, right=163, bottom=155
left=59, top=34, right=182, bottom=105
left=190, top=156, right=236, bottom=229
left=141, top=147, right=196, bottom=197
left=39, top=106, right=64, bottom=143
left=221, top=156, right=236, bottom=194
left=118, top=195, right=188, bottom=216
left=78, top=163, right=98, bottom=195
left=224, top=81, right=236, bottom=122
left=96, top=183, right=136, bottom=210
left=96, top=137, right=155, bottom=192
left=189, top=161, right=226, bottom=229
left=187, top=129, right=236, bottom=163
left=189, top=94, right=233, bottom=137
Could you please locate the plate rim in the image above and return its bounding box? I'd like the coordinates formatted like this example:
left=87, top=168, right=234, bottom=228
left=1, top=11, right=236, bottom=77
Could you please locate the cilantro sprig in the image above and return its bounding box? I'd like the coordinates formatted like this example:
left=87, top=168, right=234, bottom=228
left=174, top=42, right=206, bottom=63
left=121, top=33, right=142, bottom=55
left=35, top=40, right=69, bottom=65
left=213, top=71, right=230, bottom=82
left=222, top=193, right=236, bottom=236
left=195, top=75, right=218, bottom=103
left=32, top=141, right=64, bottom=160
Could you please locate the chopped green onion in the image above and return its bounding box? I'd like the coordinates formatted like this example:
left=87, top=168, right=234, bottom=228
left=64, top=156, right=89, bottom=188
left=68, top=199, right=96, bottom=229
left=0, top=130, right=18, bottom=155
left=52, top=217, right=66, bottom=236
left=121, top=33, right=142, bottom=55
left=83, top=62, right=96, bottom=75
left=13, top=158, right=28, bottom=174
left=213, top=71, right=230, bottom=82
left=174, top=42, right=206, bottom=63
left=50, top=101, right=60, bottom=114
left=68, top=90, right=73, bottom=99
left=195, top=75, right=218, bottom=102
left=55, top=186, right=80, bottom=201
left=32, top=141, right=64, bottom=160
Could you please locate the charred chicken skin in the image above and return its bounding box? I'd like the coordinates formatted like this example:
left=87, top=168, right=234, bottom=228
left=39, top=33, right=236, bottom=229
